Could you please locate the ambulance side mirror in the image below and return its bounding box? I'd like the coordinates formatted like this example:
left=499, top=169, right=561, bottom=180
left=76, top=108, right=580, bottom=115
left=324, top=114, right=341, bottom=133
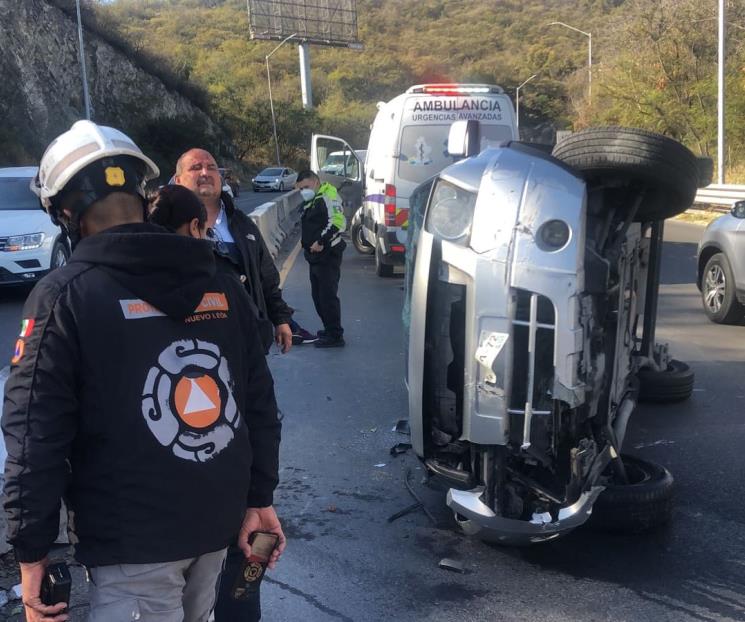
left=447, top=120, right=481, bottom=159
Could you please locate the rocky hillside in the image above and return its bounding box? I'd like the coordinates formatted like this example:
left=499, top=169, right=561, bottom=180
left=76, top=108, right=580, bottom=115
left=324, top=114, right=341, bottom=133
left=0, top=0, right=230, bottom=178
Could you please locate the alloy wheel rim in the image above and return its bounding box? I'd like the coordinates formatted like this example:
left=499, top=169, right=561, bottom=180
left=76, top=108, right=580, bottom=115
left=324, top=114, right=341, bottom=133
left=54, top=248, right=67, bottom=269
left=704, top=264, right=725, bottom=313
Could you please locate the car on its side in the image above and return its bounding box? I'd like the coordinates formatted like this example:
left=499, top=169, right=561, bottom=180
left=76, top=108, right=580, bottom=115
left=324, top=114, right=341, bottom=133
left=697, top=200, right=745, bottom=323
left=0, top=167, right=69, bottom=286
left=252, top=167, right=297, bottom=192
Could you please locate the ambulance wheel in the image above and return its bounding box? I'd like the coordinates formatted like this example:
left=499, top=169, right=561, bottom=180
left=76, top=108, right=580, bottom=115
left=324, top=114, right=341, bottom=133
left=352, top=222, right=374, bottom=254
left=552, top=127, right=700, bottom=221
left=375, top=245, right=394, bottom=277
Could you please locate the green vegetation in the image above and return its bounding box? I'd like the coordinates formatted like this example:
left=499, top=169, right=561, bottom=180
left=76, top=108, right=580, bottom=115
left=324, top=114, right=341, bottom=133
left=48, top=1, right=745, bottom=179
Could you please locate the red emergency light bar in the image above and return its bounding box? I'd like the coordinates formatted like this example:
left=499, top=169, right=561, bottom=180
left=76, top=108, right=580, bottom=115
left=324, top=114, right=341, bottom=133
left=407, top=84, right=504, bottom=96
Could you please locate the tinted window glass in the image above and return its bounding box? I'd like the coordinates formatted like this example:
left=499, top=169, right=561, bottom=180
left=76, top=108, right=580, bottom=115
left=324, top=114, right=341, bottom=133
left=0, top=177, right=38, bottom=210
left=261, top=168, right=283, bottom=176
left=397, top=124, right=514, bottom=184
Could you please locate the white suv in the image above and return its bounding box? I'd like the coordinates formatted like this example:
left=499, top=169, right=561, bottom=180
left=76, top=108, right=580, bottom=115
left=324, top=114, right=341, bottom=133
left=0, top=167, right=69, bottom=286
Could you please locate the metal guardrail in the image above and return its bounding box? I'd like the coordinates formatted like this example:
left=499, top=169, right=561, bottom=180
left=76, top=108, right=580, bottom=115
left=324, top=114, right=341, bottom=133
left=694, top=184, right=745, bottom=210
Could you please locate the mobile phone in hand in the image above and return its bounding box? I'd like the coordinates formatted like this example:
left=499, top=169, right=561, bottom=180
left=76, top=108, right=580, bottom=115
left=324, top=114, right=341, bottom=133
left=40, top=561, right=71, bottom=608
left=231, top=532, right=279, bottom=601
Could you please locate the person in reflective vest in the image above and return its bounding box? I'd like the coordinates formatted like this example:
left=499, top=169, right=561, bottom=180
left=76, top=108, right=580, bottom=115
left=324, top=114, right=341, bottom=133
left=296, top=171, right=347, bottom=348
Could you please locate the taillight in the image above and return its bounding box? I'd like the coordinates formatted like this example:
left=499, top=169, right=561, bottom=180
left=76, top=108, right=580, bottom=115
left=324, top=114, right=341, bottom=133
left=384, top=184, right=396, bottom=226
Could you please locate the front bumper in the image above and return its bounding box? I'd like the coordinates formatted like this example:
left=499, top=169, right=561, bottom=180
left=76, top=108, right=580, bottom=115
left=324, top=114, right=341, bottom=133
left=447, top=486, right=604, bottom=545
left=0, top=266, right=49, bottom=285
left=253, top=181, right=280, bottom=191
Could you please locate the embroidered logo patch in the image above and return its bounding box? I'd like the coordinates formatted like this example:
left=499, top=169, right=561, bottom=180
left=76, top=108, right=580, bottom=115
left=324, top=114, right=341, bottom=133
left=11, top=339, right=24, bottom=365
left=19, top=318, right=34, bottom=337
left=105, top=166, right=126, bottom=187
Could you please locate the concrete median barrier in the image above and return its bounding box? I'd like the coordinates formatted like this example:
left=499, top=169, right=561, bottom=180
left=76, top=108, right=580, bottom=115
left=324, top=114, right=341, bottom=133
left=249, top=189, right=303, bottom=259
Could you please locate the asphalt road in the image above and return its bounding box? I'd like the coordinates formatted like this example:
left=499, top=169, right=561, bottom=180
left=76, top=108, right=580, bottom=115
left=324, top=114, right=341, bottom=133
left=1, top=219, right=744, bottom=621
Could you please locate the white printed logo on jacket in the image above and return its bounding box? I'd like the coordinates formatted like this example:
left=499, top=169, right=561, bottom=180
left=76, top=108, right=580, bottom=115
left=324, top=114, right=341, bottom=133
left=141, top=339, right=240, bottom=461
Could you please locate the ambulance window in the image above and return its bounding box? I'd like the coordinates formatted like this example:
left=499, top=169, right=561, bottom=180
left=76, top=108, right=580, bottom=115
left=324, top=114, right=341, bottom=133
left=398, top=125, right=452, bottom=185
left=481, top=124, right=516, bottom=148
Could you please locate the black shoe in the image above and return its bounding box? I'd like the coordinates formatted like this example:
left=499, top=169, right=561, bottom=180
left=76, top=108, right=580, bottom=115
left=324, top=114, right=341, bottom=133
left=291, top=327, right=318, bottom=345
left=314, top=335, right=345, bottom=348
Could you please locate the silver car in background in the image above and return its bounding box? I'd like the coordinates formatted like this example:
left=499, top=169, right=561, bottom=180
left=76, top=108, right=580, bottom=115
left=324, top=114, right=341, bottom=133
left=697, top=201, right=745, bottom=323
left=251, top=167, right=297, bottom=192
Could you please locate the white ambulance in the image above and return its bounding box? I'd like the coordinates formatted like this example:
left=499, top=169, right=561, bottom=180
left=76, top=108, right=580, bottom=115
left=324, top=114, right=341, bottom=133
left=311, top=84, right=518, bottom=276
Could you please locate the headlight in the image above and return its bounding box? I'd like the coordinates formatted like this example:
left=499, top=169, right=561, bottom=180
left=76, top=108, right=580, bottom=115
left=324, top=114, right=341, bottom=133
left=536, top=220, right=570, bottom=251
left=5, top=233, right=44, bottom=252
left=425, top=180, right=477, bottom=243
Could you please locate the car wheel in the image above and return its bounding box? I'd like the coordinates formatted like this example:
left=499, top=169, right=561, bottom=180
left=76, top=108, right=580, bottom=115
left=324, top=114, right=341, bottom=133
left=552, top=127, right=701, bottom=221
left=637, top=359, right=695, bottom=403
left=585, top=455, right=673, bottom=533
left=375, top=244, right=395, bottom=277
left=701, top=253, right=745, bottom=324
left=352, top=222, right=374, bottom=255
left=50, top=239, right=69, bottom=271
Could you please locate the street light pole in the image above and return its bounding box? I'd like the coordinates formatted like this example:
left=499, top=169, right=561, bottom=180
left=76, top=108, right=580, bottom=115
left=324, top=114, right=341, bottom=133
left=516, top=74, right=538, bottom=132
left=266, top=33, right=298, bottom=167
left=75, top=0, right=92, bottom=119
left=548, top=21, right=592, bottom=103
left=717, top=0, right=725, bottom=184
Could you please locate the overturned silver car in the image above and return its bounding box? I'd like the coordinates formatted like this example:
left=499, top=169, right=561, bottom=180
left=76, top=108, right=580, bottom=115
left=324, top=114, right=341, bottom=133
left=406, top=125, right=707, bottom=544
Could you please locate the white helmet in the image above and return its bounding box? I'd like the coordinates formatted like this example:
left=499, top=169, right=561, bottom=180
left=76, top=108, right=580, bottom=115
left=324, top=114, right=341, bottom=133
left=32, top=120, right=159, bottom=210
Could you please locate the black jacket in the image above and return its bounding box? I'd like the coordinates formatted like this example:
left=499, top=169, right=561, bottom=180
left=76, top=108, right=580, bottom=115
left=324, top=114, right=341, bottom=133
left=2, top=223, right=281, bottom=567
left=222, top=193, right=292, bottom=327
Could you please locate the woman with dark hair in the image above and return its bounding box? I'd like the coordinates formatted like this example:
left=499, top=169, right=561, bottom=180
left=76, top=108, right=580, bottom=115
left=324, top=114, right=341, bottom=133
left=149, top=184, right=275, bottom=353
left=149, top=184, right=208, bottom=238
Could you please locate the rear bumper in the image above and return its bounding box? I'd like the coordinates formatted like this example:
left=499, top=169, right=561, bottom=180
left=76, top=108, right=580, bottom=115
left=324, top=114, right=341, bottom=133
left=377, top=226, right=406, bottom=265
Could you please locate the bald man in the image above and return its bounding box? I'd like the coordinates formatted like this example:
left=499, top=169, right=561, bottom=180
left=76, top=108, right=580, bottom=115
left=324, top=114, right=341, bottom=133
left=175, top=149, right=293, bottom=353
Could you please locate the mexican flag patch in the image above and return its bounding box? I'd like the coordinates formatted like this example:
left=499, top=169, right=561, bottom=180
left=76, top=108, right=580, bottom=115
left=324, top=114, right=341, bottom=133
left=19, top=318, right=34, bottom=338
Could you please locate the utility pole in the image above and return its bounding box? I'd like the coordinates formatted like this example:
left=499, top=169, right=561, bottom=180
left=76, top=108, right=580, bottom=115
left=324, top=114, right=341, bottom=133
left=548, top=21, right=592, bottom=103
left=266, top=33, right=298, bottom=166
left=717, top=0, right=726, bottom=184
left=75, top=0, right=92, bottom=119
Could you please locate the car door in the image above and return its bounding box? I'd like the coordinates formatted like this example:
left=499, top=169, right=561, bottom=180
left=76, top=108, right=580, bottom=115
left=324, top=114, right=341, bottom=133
left=311, top=134, right=364, bottom=221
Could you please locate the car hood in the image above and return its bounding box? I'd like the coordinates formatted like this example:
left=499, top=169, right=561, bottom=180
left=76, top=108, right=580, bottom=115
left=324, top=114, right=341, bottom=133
left=0, top=210, right=59, bottom=237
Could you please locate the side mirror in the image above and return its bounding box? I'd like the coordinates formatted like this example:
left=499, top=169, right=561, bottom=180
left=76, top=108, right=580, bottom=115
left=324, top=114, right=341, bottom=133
left=447, top=120, right=481, bottom=159
left=732, top=200, right=745, bottom=219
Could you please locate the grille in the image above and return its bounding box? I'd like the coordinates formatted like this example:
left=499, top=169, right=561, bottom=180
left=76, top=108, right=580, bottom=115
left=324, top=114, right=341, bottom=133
left=508, top=289, right=556, bottom=450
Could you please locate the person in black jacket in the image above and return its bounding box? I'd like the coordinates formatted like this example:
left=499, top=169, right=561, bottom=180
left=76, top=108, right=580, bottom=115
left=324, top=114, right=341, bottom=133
left=296, top=170, right=347, bottom=348
left=2, top=121, right=284, bottom=622
left=175, top=149, right=303, bottom=353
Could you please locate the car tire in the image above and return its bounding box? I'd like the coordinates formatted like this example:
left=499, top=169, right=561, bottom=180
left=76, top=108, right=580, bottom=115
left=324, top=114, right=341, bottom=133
left=585, top=455, right=674, bottom=533
left=375, top=244, right=395, bottom=277
left=50, top=239, right=69, bottom=271
left=701, top=253, right=745, bottom=324
left=352, top=222, right=374, bottom=255
left=552, top=127, right=700, bottom=221
left=637, top=359, right=695, bottom=403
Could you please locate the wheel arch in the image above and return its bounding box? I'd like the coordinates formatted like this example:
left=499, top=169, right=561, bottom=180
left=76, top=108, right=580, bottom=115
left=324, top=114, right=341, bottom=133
left=697, top=244, right=723, bottom=290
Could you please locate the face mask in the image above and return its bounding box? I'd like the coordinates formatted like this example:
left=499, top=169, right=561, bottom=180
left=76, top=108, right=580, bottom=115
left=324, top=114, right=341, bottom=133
left=300, top=188, right=316, bottom=202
